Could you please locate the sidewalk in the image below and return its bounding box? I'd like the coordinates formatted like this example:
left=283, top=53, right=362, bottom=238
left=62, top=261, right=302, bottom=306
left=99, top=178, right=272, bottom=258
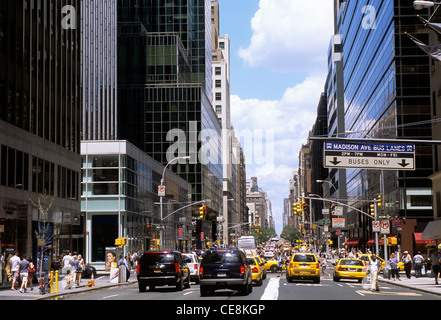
left=0, top=270, right=137, bottom=300
left=329, top=258, right=441, bottom=297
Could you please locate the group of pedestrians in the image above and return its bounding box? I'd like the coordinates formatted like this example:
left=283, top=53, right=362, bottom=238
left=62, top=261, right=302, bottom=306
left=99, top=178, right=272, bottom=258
left=61, top=251, right=85, bottom=286
left=7, top=251, right=35, bottom=293
left=399, top=248, right=441, bottom=284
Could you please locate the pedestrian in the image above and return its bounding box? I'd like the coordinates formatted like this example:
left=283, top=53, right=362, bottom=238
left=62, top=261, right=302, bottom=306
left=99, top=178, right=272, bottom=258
left=368, top=253, right=382, bottom=292
left=413, top=251, right=424, bottom=278
left=429, top=249, right=441, bottom=285
left=18, top=255, right=30, bottom=293
left=320, top=254, right=330, bottom=278
left=388, top=253, right=400, bottom=281
left=118, top=255, right=130, bottom=281
left=276, top=252, right=284, bottom=277
left=62, top=251, right=73, bottom=273
left=10, top=251, right=20, bottom=290
left=75, top=254, right=84, bottom=285
left=27, top=259, right=36, bottom=291
left=402, top=251, right=412, bottom=279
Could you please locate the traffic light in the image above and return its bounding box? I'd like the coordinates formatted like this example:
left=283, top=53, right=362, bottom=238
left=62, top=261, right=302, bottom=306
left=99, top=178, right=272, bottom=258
left=199, top=205, right=206, bottom=219
left=370, top=203, right=375, bottom=216
left=377, top=194, right=383, bottom=207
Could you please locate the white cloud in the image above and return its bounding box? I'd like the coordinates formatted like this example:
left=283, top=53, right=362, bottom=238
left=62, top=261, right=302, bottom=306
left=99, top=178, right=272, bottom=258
left=230, top=75, right=326, bottom=233
left=238, top=0, right=333, bottom=74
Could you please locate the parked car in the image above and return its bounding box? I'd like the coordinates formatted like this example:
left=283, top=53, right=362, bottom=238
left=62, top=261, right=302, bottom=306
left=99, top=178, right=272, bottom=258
left=137, top=250, right=190, bottom=292
left=183, top=253, right=200, bottom=283
left=199, top=248, right=252, bottom=296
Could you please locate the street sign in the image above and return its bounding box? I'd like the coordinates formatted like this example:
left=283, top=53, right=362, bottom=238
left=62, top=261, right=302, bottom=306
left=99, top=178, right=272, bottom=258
left=381, top=220, right=390, bottom=235
left=373, top=220, right=381, bottom=232
left=158, top=185, right=165, bottom=197
left=324, top=142, right=415, bottom=170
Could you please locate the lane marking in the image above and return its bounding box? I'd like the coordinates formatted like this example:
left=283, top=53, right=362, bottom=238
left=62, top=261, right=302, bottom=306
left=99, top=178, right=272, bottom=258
left=357, top=290, right=421, bottom=297
left=103, top=294, right=119, bottom=299
left=260, top=277, right=280, bottom=300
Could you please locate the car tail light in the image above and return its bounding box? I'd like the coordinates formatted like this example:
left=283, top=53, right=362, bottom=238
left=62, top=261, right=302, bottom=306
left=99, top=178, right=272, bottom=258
left=175, top=263, right=179, bottom=273
left=316, top=263, right=320, bottom=269
left=240, top=265, right=245, bottom=275
left=194, top=264, right=198, bottom=270
left=137, top=264, right=141, bottom=274
left=252, top=267, right=258, bottom=273
left=290, top=263, right=293, bottom=268
left=199, top=266, right=203, bottom=275
left=338, top=266, right=343, bottom=271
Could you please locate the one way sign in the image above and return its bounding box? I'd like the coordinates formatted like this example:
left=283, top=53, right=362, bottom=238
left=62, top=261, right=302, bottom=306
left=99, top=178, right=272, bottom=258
left=324, top=142, right=415, bottom=171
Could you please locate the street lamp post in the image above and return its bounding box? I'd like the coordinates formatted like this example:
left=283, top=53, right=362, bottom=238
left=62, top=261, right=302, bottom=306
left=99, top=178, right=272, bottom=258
left=159, top=156, right=190, bottom=249
left=413, top=1, right=441, bottom=10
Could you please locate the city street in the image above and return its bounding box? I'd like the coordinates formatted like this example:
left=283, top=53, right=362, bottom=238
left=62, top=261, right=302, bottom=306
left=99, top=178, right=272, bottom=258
left=35, top=272, right=439, bottom=301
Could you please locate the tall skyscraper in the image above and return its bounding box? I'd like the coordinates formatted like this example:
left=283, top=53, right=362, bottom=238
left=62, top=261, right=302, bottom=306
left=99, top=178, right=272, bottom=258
left=0, top=0, right=82, bottom=258
left=81, top=0, right=117, bottom=141
left=117, top=0, right=222, bottom=248
left=326, top=0, right=434, bottom=252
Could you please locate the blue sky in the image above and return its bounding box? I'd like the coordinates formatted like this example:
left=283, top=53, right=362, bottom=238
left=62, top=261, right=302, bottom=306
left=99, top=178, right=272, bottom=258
left=217, top=0, right=334, bottom=234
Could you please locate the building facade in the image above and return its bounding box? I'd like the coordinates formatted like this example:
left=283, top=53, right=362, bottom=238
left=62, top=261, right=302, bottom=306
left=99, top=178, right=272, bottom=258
left=117, top=0, right=222, bottom=249
left=81, top=0, right=117, bottom=141
left=0, top=0, right=82, bottom=277
left=81, top=140, right=191, bottom=270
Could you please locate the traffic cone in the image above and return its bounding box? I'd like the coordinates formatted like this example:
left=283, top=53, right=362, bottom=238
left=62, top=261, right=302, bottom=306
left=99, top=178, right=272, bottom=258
left=91, top=272, right=95, bottom=287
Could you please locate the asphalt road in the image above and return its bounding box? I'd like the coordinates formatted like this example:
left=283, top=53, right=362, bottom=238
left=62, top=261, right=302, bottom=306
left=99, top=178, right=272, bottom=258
left=56, top=272, right=439, bottom=301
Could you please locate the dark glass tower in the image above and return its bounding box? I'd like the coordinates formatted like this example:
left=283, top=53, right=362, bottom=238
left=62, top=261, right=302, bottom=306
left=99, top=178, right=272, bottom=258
left=0, top=0, right=82, bottom=257
left=117, top=0, right=222, bottom=247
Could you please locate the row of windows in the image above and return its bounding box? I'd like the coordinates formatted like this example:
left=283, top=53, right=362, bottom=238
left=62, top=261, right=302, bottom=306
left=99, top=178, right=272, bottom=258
left=0, top=144, right=79, bottom=200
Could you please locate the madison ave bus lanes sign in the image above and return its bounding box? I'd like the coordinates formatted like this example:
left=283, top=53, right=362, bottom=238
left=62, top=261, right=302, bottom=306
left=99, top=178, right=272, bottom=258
left=324, top=142, right=415, bottom=170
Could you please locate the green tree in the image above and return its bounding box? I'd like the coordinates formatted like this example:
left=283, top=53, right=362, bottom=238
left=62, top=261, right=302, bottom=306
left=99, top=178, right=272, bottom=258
left=281, top=225, right=301, bottom=243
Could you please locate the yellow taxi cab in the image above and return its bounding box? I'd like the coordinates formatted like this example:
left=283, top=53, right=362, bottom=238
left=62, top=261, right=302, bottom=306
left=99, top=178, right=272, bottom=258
left=246, top=256, right=266, bottom=286
left=332, top=258, right=367, bottom=283
left=264, top=257, right=285, bottom=273
left=286, top=252, right=320, bottom=283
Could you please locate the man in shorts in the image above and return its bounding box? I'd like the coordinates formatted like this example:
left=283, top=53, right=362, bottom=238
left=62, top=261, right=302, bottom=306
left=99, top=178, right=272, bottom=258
left=10, top=251, right=20, bottom=290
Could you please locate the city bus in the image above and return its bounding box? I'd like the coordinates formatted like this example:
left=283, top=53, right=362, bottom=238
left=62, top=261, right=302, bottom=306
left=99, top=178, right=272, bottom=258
left=237, top=236, right=257, bottom=251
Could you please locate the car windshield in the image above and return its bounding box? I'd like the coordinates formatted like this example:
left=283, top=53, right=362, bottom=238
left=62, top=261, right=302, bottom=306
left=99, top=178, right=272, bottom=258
left=293, top=254, right=316, bottom=263
left=142, top=253, right=175, bottom=264
left=202, top=251, right=240, bottom=264
left=183, top=255, right=194, bottom=263
left=340, top=260, right=364, bottom=267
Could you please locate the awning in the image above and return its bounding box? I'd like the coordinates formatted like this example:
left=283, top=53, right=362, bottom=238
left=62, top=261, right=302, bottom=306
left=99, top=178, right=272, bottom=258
left=344, top=238, right=361, bottom=246
left=367, top=238, right=376, bottom=245
left=422, top=220, right=441, bottom=240
left=414, top=232, right=436, bottom=244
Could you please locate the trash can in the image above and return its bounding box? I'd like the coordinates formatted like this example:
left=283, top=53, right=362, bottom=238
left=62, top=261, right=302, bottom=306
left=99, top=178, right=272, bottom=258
left=383, top=267, right=390, bottom=279
left=119, top=265, right=127, bottom=283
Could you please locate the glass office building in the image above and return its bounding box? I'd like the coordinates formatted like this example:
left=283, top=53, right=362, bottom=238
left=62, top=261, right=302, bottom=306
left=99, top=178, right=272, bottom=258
left=0, top=0, right=82, bottom=270
left=330, top=0, right=434, bottom=247
left=117, top=0, right=222, bottom=247
left=82, top=140, right=192, bottom=270
left=81, top=0, right=118, bottom=141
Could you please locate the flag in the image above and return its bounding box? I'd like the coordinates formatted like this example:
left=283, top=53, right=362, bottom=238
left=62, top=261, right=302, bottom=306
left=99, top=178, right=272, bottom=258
left=406, top=32, right=441, bottom=61
left=418, top=15, right=441, bottom=35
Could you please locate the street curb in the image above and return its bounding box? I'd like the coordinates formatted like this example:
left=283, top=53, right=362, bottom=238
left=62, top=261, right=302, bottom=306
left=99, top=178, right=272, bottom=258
left=378, top=278, right=441, bottom=297
left=34, top=280, right=137, bottom=300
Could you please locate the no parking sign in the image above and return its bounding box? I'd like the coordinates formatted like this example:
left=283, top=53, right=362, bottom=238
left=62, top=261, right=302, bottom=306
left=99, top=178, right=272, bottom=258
left=380, top=220, right=390, bottom=235
left=372, top=220, right=380, bottom=233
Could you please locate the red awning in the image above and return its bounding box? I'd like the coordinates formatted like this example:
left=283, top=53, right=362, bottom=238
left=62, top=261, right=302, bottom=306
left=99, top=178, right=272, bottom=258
left=367, top=238, right=376, bottom=245
left=344, top=238, right=361, bottom=246
left=414, top=233, right=436, bottom=244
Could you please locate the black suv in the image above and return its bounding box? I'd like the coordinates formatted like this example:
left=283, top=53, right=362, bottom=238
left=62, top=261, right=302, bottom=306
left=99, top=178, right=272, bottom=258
left=199, top=249, right=252, bottom=296
left=137, top=250, right=190, bottom=292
